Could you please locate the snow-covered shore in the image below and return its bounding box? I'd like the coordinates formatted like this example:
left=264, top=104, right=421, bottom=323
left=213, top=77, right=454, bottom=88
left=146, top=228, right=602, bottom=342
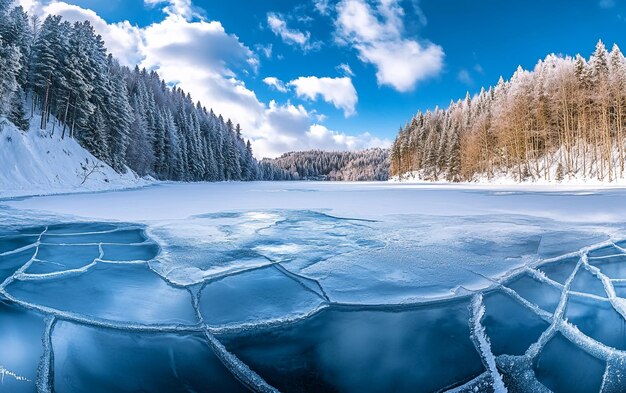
left=0, top=118, right=149, bottom=199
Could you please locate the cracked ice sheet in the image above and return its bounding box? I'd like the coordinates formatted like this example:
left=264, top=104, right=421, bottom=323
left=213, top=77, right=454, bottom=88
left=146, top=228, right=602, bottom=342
left=297, top=215, right=548, bottom=304
left=146, top=210, right=377, bottom=286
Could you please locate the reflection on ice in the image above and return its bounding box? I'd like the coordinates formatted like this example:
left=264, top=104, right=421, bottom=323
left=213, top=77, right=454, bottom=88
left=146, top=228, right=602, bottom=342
left=220, top=299, right=485, bottom=393
left=534, top=332, right=605, bottom=393
left=0, top=248, right=35, bottom=282
left=100, top=243, right=159, bottom=262
left=565, top=294, right=626, bottom=350
left=482, top=290, right=549, bottom=356
left=589, top=255, right=626, bottom=279
left=0, top=299, right=45, bottom=392
left=505, top=272, right=562, bottom=313
left=199, top=266, right=325, bottom=327
left=26, top=244, right=99, bottom=275
left=537, top=256, right=579, bottom=285
left=570, top=267, right=608, bottom=298
left=0, top=235, right=38, bottom=254
left=6, top=264, right=197, bottom=326
left=52, top=321, right=248, bottom=393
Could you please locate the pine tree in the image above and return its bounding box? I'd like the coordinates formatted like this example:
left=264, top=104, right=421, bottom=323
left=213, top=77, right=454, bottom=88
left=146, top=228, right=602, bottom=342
left=8, top=93, right=29, bottom=131
left=0, top=38, right=21, bottom=116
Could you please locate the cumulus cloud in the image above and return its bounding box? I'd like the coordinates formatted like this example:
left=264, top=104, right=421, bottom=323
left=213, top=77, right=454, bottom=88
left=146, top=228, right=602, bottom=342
left=289, top=76, right=357, bottom=117
left=263, top=77, right=288, bottom=92
left=334, top=0, right=444, bottom=92
left=253, top=101, right=390, bottom=158
left=21, top=0, right=387, bottom=158
left=267, top=12, right=320, bottom=52
left=144, top=0, right=196, bottom=19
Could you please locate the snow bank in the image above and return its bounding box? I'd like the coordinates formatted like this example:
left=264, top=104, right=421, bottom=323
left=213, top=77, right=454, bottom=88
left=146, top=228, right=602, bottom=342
left=0, top=117, right=148, bottom=198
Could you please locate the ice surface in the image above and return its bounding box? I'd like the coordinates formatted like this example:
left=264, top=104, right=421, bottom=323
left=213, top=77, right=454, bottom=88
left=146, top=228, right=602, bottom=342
left=0, top=235, right=38, bottom=254
left=538, top=231, right=609, bottom=259
left=147, top=211, right=377, bottom=286
left=25, top=244, right=99, bottom=275
left=6, top=263, right=197, bottom=326
left=295, top=215, right=544, bottom=304
left=0, top=248, right=36, bottom=282
left=565, top=294, right=626, bottom=350
left=611, top=281, right=626, bottom=299
left=4, top=183, right=626, bottom=392
left=199, top=266, right=325, bottom=328
left=533, top=332, right=606, bottom=393
left=481, top=290, right=550, bottom=356
left=496, top=355, right=551, bottom=392
left=220, top=299, right=485, bottom=393
left=52, top=321, right=248, bottom=393
left=41, top=228, right=146, bottom=245
left=538, top=256, right=580, bottom=284
left=589, top=255, right=626, bottom=278
left=100, top=243, right=159, bottom=261
left=505, top=272, right=562, bottom=313
left=588, top=244, right=624, bottom=258
left=601, top=357, right=626, bottom=392
left=0, top=299, right=45, bottom=392
left=45, top=223, right=120, bottom=235
left=570, top=267, right=608, bottom=297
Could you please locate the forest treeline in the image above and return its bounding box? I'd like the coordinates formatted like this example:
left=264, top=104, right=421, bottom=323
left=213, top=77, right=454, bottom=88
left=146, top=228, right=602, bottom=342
left=261, top=149, right=390, bottom=181
left=0, top=2, right=275, bottom=181
left=391, top=41, right=626, bottom=182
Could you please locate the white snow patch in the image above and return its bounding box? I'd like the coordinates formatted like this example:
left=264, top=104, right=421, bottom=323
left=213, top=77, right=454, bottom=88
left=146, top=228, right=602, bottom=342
left=0, top=117, right=148, bottom=199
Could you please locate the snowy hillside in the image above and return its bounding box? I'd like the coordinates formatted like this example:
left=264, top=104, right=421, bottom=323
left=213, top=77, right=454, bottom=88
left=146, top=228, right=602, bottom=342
left=0, top=117, right=147, bottom=198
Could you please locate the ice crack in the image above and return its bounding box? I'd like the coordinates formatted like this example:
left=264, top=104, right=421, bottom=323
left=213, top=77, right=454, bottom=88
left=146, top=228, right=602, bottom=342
left=470, top=294, right=507, bottom=393
left=0, top=365, right=30, bottom=385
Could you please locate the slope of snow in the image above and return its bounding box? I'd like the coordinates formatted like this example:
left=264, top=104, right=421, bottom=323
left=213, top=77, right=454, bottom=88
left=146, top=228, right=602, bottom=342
left=0, top=117, right=148, bottom=198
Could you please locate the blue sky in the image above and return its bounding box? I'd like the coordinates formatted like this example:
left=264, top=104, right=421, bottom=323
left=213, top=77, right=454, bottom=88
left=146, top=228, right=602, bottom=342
left=19, top=0, right=626, bottom=157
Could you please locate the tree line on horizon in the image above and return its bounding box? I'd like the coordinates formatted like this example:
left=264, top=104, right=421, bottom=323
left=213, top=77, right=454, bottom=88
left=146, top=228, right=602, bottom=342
left=391, top=40, right=626, bottom=182
left=261, top=149, right=390, bottom=181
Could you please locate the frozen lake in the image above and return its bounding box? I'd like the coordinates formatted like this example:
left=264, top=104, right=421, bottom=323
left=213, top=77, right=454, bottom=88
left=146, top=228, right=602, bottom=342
left=2, top=181, right=626, bottom=392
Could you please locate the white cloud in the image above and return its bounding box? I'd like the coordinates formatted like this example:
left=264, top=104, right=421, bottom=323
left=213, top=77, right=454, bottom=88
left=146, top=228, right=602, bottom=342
left=263, top=77, right=288, bottom=92
left=267, top=12, right=320, bottom=51
left=337, top=63, right=354, bottom=76
left=144, top=0, right=196, bottom=19
left=313, top=0, right=331, bottom=15
left=457, top=69, right=473, bottom=86
left=334, top=0, right=444, bottom=92
left=23, top=0, right=386, bottom=158
left=255, top=43, right=273, bottom=58
left=289, top=76, right=357, bottom=117
left=253, top=101, right=390, bottom=158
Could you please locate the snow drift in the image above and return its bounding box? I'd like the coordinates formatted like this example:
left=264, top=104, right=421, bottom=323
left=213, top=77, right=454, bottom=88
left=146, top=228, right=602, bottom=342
left=0, top=117, right=146, bottom=198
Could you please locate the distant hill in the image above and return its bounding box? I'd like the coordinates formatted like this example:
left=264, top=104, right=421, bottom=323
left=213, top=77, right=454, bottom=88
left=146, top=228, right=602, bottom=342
left=262, top=149, right=390, bottom=181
